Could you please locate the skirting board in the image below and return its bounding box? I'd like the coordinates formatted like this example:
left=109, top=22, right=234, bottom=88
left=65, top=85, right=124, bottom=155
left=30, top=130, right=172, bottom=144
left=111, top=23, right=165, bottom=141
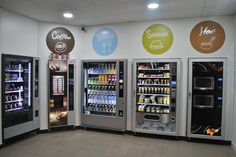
left=232, top=143, right=236, bottom=152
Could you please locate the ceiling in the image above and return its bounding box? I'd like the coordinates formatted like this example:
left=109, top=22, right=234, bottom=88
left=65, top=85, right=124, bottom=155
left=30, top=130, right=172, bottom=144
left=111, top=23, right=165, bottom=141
left=0, top=0, right=236, bottom=26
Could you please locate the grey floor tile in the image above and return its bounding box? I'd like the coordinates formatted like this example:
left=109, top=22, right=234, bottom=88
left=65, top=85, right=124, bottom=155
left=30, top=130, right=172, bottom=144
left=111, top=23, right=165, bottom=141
left=144, top=150, right=162, bottom=157
left=125, top=148, right=146, bottom=157
left=0, top=130, right=234, bottom=157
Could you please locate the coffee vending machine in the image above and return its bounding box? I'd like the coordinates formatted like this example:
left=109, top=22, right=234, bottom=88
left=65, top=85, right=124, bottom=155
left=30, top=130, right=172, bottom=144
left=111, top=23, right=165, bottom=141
left=48, top=58, right=75, bottom=129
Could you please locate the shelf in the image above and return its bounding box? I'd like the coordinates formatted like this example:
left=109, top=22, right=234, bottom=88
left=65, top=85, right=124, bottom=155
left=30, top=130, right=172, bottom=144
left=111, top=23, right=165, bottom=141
left=138, top=77, right=170, bottom=79
left=88, top=83, right=116, bottom=86
left=88, top=73, right=116, bottom=75
left=5, top=99, right=23, bottom=103
left=137, top=103, right=170, bottom=106
left=5, top=70, right=23, bottom=72
left=5, top=80, right=24, bottom=83
left=87, top=103, right=116, bottom=106
left=136, top=111, right=170, bottom=114
left=138, top=69, right=170, bottom=71
left=87, top=109, right=116, bottom=114
left=137, top=93, right=170, bottom=96
left=88, top=92, right=116, bottom=96
left=5, top=90, right=23, bottom=94
left=5, top=107, right=23, bottom=112
left=137, top=84, right=170, bottom=86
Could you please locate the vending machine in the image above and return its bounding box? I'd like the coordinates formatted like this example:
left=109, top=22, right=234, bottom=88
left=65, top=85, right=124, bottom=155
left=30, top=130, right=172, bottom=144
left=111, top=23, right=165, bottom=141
left=81, top=60, right=127, bottom=131
left=187, top=58, right=226, bottom=140
left=48, top=59, right=75, bottom=129
left=1, top=54, right=40, bottom=141
left=133, top=59, right=180, bottom=136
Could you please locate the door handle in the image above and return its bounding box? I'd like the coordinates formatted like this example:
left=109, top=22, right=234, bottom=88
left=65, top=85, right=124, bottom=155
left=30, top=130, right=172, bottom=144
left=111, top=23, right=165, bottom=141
left=188, top=92, right=192, bottom=99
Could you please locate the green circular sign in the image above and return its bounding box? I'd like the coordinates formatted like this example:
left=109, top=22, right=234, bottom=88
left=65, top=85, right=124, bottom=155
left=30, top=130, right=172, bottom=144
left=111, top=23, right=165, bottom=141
left=142, top=24, right=173, bottom=55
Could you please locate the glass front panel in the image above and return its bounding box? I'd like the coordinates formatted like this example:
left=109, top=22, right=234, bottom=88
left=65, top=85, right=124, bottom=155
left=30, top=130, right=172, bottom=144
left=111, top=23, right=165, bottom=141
left=83, top=62, right=117, bottom=116
left=191, top=61, right=223, bottom=136
left=135, top=62, right=177, bottom=133
left=2, top=55, right=33, bottom=127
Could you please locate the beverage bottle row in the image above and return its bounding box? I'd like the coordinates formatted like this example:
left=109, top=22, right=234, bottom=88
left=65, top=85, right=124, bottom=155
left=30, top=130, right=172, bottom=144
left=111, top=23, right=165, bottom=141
left=5, top=73, right=23, bottom=81
left=5, top=94, right=22, bottom=102
left=88, top=85, right=116, bottom=92
left=87, top=103, right=116, bottom=113
left=5, top=64, right=23, bottom=71
left=5, top=84, right=23, bottom=92
left=5, top=102, right=23, bottom=111
left=88, top=95, right=116, bottom=105
left=88, top=75, right=116, bottom=84
left=88, top=64, right=116, bottom=74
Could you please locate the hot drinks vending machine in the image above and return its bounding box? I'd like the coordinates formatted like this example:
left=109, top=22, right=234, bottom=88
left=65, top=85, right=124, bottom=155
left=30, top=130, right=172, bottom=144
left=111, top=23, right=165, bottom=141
left=133, top=59, right=181, bottom=136
left=1, top=54, right=40, bottom=142
left=187, top=58, right=226, bottom=140
left=81, top=60, right=127, bottom=131
left=48, top=59, right=75, bottom=129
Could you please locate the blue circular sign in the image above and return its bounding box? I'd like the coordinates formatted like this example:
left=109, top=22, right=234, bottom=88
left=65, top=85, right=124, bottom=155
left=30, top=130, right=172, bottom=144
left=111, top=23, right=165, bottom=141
left=92, top=28, right=118, bottom=56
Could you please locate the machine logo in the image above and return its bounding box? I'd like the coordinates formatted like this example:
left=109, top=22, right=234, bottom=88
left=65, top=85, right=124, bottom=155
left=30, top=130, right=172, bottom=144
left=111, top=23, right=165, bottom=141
left=142, top=24, right=173, bottom=55
left=55, top=42, right=67, bottom=53
left=92, top=28, right=118, bottom=56
left=46, top=27, right=75, bottom=55
left=190, top=21, right=225, bottom=54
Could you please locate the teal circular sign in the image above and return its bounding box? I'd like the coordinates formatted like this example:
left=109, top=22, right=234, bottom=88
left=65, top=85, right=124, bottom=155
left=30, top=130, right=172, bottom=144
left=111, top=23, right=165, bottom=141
left=92, top=28, right=118, bottom=56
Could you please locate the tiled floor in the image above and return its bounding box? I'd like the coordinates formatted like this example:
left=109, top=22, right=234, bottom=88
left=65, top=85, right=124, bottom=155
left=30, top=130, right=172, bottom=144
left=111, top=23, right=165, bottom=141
left=0, top=130, right=235, bottom=157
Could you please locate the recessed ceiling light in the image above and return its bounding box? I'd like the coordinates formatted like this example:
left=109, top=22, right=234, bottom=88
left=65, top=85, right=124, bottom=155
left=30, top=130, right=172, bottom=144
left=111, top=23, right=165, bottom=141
left=147, top=3, right=159, bottom=9
left=63, top=12, right=74, bottom=19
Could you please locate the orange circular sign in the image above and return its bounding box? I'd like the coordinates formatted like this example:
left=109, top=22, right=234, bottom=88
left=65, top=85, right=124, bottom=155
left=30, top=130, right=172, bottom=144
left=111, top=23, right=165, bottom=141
left=190, top=21, right=225, bottom=53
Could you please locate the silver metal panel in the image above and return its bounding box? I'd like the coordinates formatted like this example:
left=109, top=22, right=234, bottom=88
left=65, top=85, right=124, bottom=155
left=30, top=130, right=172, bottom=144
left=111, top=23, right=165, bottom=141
left=4, top=121, right=34, bottom=140
left=67, top=59, right=76, bottom=126
left=132, top=58, right=181, bottom=136
left=187, top=58, right=227, bottom=140
left=33, top=57, right=40, bottom=130
left=81, top=59, right=127, bottom=131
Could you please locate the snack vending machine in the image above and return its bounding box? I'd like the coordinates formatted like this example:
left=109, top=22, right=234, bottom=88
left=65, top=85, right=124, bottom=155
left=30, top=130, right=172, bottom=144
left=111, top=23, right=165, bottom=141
left=48, top=59, right=75, bottom=129
left=81, top=60, right=127, bottom=131
left=133, top=59, right=180, bottom=136
left=187, top=58, right=226, bottom=140
left=1, top=54, right=40, bottom=141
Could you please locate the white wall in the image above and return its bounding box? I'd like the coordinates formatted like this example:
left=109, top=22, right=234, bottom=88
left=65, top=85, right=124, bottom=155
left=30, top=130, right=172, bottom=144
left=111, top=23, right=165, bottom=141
left=0, top=8, right=234, bottom=142
left=79, top=16, right=235, bottom=139
left=232, top=14, right=236, bottom=151
left=0, top=8, right=38, bottom=145
left=37, top=23, right=82, bottom=130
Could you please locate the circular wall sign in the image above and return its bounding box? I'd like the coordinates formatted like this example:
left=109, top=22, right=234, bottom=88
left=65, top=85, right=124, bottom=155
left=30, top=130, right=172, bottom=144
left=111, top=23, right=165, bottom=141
left=190, top=21, right=225, bottom=53
left=142, top=24, right=173, bottom=55
left=92, top=28, right=118, bottom=56
left=46, top=27, right=75, bottom=54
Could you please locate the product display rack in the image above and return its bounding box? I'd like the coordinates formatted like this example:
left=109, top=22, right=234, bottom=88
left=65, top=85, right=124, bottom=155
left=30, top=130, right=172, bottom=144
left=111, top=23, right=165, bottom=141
left=85, top=63, right=117, bottom=116
left=4, top=64, right=25, bottom=113
left=133, top=59, right=180, bottom=136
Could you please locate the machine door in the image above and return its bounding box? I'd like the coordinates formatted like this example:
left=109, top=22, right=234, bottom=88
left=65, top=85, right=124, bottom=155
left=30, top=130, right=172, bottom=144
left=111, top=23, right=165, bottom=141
left=188, top=58, right=225, bottom=139
left=2, top=54, right=33, bottom=128
left=83, top=62, right=118, bottom=117
left=133, top=59, right=180, bottom=135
